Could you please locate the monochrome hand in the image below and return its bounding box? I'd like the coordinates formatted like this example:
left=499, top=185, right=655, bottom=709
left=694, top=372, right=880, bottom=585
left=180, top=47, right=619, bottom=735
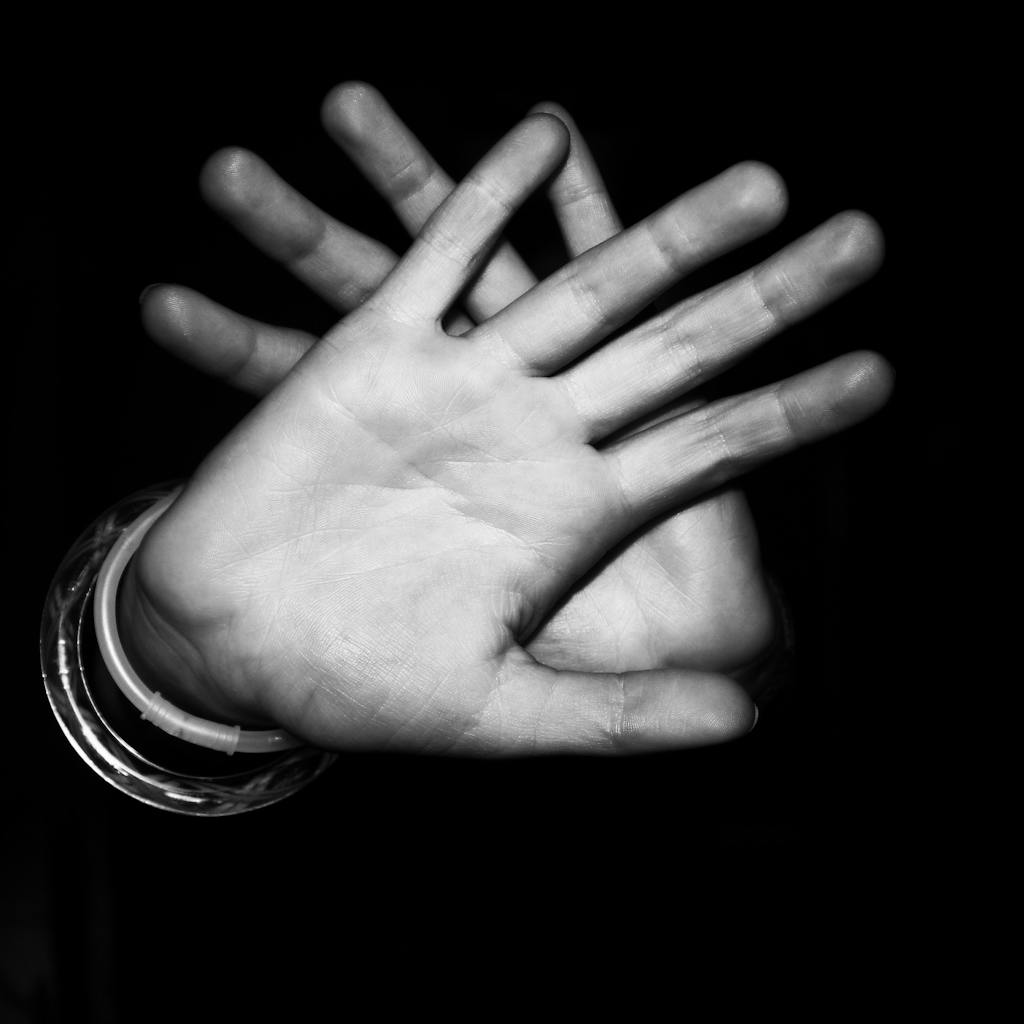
left=126, top=107, right=889, bottom=753
left=142, top=86, right=882, bottom=693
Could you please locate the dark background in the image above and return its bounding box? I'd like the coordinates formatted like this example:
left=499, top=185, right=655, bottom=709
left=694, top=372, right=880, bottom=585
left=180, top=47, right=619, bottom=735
left=6, top=38, right=955, bottom=1020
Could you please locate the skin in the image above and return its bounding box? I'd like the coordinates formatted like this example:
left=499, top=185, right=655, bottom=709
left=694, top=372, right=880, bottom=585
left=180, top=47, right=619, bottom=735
left=126, top=87, right=891, bottom=755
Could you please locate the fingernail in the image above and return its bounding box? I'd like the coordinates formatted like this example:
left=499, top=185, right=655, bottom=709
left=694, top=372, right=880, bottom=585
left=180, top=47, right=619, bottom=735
left=748, top=703, right=760, bottom=733
left=139, top=284, right=164, bottom=305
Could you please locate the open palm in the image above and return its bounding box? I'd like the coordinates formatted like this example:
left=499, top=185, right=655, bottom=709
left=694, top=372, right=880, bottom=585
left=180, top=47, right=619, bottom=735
left=130, top=103, right=888, bottom=753
left=144, top=86, right=882, bottom=691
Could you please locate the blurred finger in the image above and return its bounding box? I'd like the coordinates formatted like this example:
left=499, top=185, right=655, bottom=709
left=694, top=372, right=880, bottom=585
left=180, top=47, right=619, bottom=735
left=472, top=161, right=787, bottom=373
left=563, top=212, right=885, bottom=438
left=323, top=82, right=537, bottom=320
left=609, top=351, right=894, bottom=516
left=368, top=114, right=569, bottom=324
left=141, top=285, right=316, bottom=395
left=531, top=101, right=623, bottom=256
left=200, top=148, right=401, bottom=311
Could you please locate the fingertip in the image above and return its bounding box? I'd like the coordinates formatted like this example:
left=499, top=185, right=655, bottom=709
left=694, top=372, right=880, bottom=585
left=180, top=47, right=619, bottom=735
left=141, top=284, right=211, bottom=365
left=199, top=146, right=264, bottom=210
left=519, top=111, right=571, bottom=168
left=140, top=282, right=184, bottom=325
left=825, top=210, right=886, bottom=284
left=528, top=103, right=592, bottom=168
left=728, top=160, right=789, bottom=228
left=795, top=350, right=894, bottom=437
left=776, top=351, right=894, bottom=448
left=321, top=80, right=386, bottom=138
left=620, top=670, right=756, bottom=750
left=140, top=283, right=190, bottom=338
left=528, top=100, right=572, bottom=128
left=698, top=673, right=758, bottom=741
left=837, top=349, right=895, bottom=418
left=526, top=109, right=571, bottom=140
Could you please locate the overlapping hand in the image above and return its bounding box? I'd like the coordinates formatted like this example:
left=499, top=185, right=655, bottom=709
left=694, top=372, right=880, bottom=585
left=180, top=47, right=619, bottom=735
left=125, top=85, right=889, bottom=754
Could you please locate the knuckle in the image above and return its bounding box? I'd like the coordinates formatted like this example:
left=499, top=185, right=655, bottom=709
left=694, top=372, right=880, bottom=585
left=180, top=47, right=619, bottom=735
left=222, top=331, right=261, bottom=385
left=648, top=215, right=696, bottom=276
left=750, top=264, right=797, bottom=329
left=606, top=674, right=629, bottom=752
left=566, top=266, right=612, bottom=329
left=697, top=394, right=795, bottom=483
left=664, top=319, right=707, bottom=388
left=697, top=405, right=743, bottom=479
left=420, top=218, right=477, bottom=266
left=555, top=370, right=592, bottom=428
left=554, top=173, right=603, bottom=206
left=462, top=170, right=515, bottom=214
left=768, top=387, right=800, bottom=450
left=387, top=153, right=441, bottom=203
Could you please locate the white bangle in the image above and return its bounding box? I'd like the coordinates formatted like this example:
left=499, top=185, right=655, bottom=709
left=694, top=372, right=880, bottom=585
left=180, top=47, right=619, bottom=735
left=42, top=483, right=335, bottom=815
left=93, top=487, right=303, bottom=755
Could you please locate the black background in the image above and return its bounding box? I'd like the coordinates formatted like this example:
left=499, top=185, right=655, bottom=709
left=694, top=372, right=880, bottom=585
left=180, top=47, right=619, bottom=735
left=6, top=34, right=955, bottom=1020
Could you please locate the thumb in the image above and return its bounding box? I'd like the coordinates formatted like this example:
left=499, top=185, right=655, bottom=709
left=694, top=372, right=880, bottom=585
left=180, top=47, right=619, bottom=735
left=468, top=650, right=757, bottom=755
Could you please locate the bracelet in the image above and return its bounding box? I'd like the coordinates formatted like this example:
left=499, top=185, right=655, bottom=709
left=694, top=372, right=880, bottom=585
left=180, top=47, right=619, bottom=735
left=94, top=487, right=301, bottom=755
left=40, top=482, right=336, bottom=815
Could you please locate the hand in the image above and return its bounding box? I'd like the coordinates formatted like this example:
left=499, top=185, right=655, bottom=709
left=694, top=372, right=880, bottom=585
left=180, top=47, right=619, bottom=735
left=124, top=109, right=890, bottom=755
left=141, top=85, right=881, bottom=690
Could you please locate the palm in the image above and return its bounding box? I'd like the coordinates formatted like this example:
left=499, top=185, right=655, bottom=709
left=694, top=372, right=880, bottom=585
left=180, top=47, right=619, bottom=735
left=529, top=493, right=769, bottom=674
left=134, top=103, right=888, bottom=753
left=145, top=88, right=775, bottom=687
left=143, top=309, right=650, bottom=748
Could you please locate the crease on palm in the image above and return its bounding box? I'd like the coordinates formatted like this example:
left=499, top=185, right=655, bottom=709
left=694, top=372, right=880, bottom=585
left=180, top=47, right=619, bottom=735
left=143, top=93, right=790, bottom=682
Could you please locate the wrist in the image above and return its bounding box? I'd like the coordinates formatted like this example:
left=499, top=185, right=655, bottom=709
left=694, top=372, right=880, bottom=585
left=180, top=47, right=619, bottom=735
left=117, top=551, right=253, bottom=726
left=41, top=482, right=334, bottom=814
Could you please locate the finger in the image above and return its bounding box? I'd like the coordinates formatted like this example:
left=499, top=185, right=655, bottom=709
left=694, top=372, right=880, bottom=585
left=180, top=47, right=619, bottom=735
left=463, top=650, right=755, bottom=754
left=471, top=161, right=787, bottom=373
left=141, top=284, right=316, bottom=395
left=367, top=114, right=569, bottom=324
left=610, top=351, right=894, bottom=515
left=322, top=82, right=537, bottom=321
left=530, top=101, right=623, bottom=256
left=200, top=148, right=401, bottom=311
left=562, top=211, right=885, bottom=439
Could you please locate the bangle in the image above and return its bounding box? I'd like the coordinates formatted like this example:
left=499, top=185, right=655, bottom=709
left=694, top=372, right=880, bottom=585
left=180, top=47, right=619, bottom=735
left=40, top=482, right=336, bottom=816
left=94, top=487, right=301, bottom=755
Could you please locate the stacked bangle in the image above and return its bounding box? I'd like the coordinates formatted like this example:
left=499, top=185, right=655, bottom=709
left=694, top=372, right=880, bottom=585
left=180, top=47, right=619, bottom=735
left=40, top=483, right=336, bottom=816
